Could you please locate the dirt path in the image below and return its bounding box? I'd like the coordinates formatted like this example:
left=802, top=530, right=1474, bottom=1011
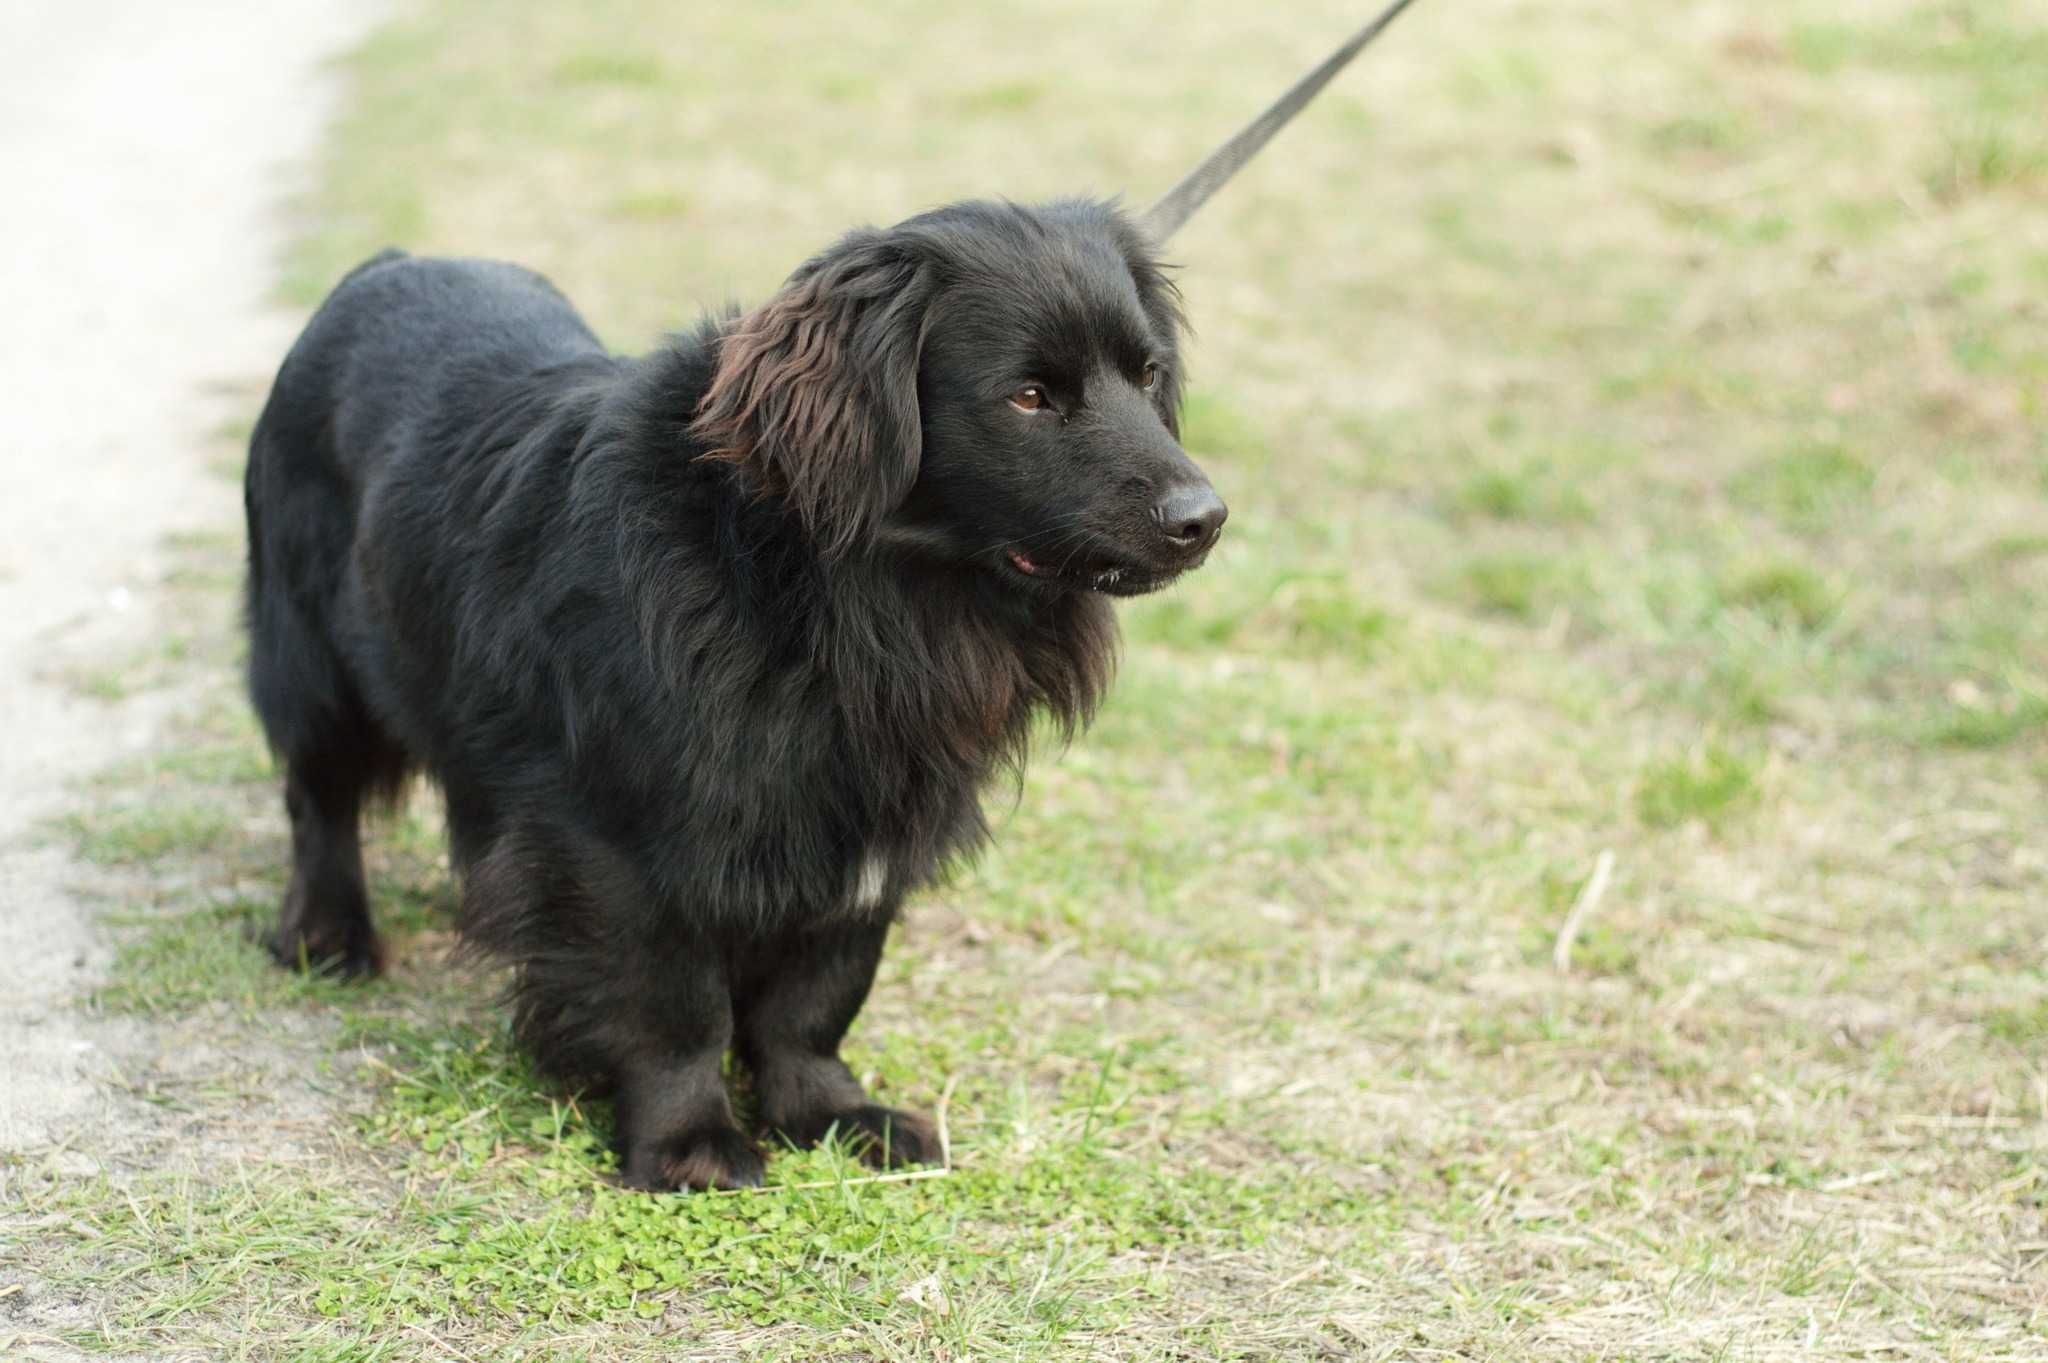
left=0, top=0, right=380, bottom=1157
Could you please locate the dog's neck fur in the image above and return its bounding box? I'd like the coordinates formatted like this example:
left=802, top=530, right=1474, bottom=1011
left=821, top=551, right=1116, bottom=775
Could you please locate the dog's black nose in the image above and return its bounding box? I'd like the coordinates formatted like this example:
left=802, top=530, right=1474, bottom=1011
left=1153, top=485, right=1228, bottom=551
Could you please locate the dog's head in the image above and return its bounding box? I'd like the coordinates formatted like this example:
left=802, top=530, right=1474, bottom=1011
left=692, top=199, right=1224, bottom=597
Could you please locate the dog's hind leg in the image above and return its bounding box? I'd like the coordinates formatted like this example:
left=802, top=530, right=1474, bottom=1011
left=250, top=615, right=407, bottom=977
left=245, top=409, right=407, bottom=977
left=264, top=750, right=387, bottom=977
left=733, top=915, right=939, bottom=1170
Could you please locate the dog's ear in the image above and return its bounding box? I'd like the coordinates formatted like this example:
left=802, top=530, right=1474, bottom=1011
left=1111, top=220, right=1188, bottom=442
left=691, top=230, right=933, bottom=556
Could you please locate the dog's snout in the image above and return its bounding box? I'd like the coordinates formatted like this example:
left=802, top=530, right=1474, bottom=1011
left=1152, top=484, right=1228, bottom=552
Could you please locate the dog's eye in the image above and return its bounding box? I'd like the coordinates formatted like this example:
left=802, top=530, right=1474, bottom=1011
left=1009, top=386, right=1049, bottom=413
left=1140, top=363, right=1160, bottom=391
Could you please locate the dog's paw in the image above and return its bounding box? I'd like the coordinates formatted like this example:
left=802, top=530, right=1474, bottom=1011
left=261, top=923, right=383, bottom=979
left=620, top=1126, right=766, bottom=1192
left=784, top=1104, right=940, bottom=1170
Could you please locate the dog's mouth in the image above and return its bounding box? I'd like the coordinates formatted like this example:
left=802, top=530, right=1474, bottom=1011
left=1003, top=548, right=1183, bottom=597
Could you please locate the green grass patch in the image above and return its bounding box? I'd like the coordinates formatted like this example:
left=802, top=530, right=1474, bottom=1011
left=1982, top=531, right=2048, bottom=563
left=1930, top=122, right=2048, bottom=202
left=1176, top=389, right=1265, bottom=470
left=1729, top=441, right=1875, bottom=527
left=1707, top=667, right=1781, bottom=726
left=1453, top=553, right=1553, bottom=621
left=946, top=81, right=1046, bottom=115
left=1719, top=559, right=1841, bottom=631
left=1635, top=742, right=1761, bottom=829
left=1126, top=569, right=1399, bottom=661
left=1453, top=468, right=1536, bottom=520
left=1446, top=463, right=1592, bottom=524
left=58, top=891, right=1386, bottom=1354
left=553, top=52, right=665, bottom=86
left=63, top=799, right=238, bottom=866
left=1920, top=685, right=2048, bottom=750
left=1982, top=998, right=2048, bottom=1045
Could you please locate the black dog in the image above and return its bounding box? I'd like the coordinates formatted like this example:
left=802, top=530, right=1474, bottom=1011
left=243, top=199, right=1224, bottom=1189
left=242, top=4, right=1417, bottom=1190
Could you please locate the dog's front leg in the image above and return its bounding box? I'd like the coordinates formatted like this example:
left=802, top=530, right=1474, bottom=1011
left=467, top=834, right=763, bottom=1191
left=607, top=943, right=764, bottom=1192
left=732, top=914, right=938, bottom=1170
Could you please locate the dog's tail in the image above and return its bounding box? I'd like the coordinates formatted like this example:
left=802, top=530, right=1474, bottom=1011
left=1139, top=0, right=1422, bottom=242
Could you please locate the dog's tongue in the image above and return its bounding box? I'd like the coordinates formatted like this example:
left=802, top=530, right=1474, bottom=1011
left=1009, top=550, right=1042, bottom=575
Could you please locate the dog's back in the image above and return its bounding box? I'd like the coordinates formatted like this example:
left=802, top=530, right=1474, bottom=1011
left=249, top=252, right=604, bottom=493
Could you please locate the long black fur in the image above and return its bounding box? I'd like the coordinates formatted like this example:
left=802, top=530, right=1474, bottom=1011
left=244, top=198, right=1223, bottom=1190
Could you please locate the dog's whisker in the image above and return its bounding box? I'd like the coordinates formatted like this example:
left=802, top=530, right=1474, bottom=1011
left=1053, top=527, right=1116, bottom=573
left=988, top=509, right=1096, bottom=557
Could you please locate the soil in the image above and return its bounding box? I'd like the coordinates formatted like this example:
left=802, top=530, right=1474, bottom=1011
left=0, top=4, right=381, bottom=1355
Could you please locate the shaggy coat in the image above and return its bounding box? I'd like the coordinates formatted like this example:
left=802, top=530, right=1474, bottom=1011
left=244, top=198, right=1224, bottom=1189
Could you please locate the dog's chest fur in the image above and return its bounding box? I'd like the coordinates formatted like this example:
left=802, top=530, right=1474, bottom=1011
left=778, top=562, right=1113, bottom=919
left=553, top=346, right=1118, bottom=929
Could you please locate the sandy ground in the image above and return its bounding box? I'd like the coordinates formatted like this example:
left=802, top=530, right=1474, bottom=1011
left=0, top=0, right=380, bottom=1164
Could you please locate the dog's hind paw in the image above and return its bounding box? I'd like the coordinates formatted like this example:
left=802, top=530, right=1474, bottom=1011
left=621, top=1126, right=766, bottom=1192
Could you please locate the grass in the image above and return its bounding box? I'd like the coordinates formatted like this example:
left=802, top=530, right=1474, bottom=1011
left=1720, top=560, right=1840, bottom=632
left=63, top=799, right=238, bottom=866
left=1635, top=743, right=1762, bottom=830
left=1921, top=680, right=2048, bottom=750
left=1454, top=553, right=1552, bottom=621
left=1728, top=442, right=1875, bottom=529
left=6, top=0, right=2047, bottom=1359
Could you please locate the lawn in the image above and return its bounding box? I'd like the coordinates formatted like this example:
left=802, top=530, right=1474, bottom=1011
left=9, top=0, right=2047, bottom=1358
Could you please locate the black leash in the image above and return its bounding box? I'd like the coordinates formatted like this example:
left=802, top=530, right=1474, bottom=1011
left=1140, top=0, right=1425, bottom=241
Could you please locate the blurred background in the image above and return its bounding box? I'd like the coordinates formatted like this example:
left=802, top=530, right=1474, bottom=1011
left=10, top=1, right=2046, bottom=1359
